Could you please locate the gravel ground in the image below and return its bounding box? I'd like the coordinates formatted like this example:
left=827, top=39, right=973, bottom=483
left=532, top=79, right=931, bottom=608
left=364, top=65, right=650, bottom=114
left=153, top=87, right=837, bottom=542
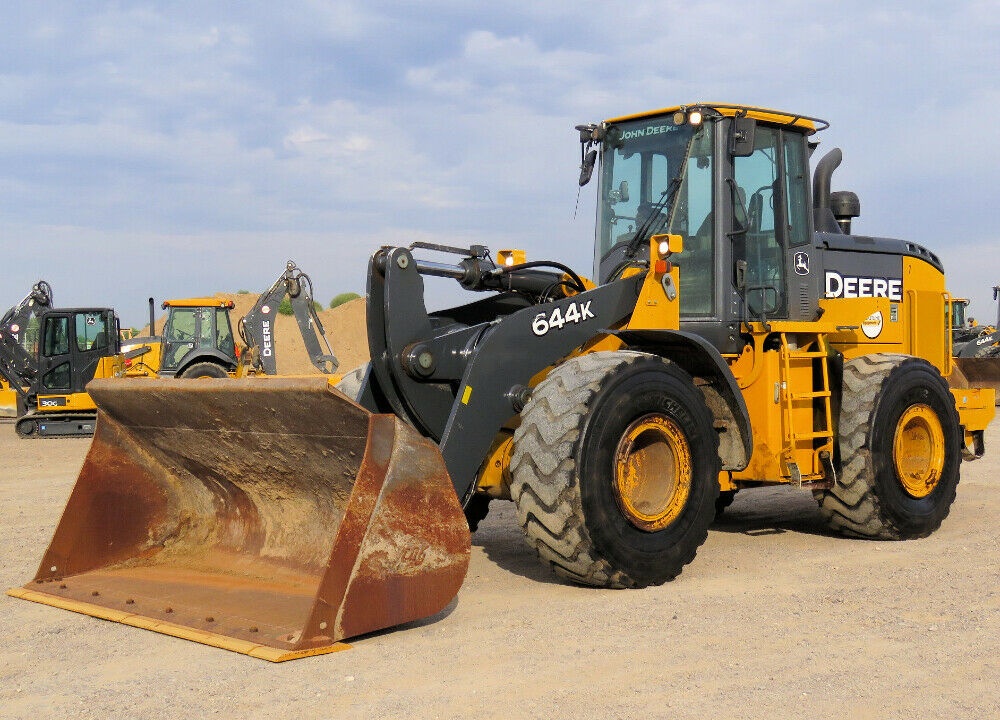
left=1, top=417, right=998, bottom=720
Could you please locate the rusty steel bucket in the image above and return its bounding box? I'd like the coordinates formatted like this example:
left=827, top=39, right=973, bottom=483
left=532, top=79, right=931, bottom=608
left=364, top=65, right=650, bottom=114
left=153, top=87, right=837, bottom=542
left=953, top=358, right=1000, bottom=404
left=8, top=376, right=471, bottom=661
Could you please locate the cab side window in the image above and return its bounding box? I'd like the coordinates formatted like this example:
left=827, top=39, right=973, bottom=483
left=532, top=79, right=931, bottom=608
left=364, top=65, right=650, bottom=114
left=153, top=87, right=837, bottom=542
left=75, top=312, right=109, bottom=352
left=734, top=126, right=785, bottom=317
left=783, top=133, right=810, bottom=247
left=215, top=308, right=235, bottom=357
left=43, top=316, right=70, bottom=357
left=670, top=129, right=714, bottom=316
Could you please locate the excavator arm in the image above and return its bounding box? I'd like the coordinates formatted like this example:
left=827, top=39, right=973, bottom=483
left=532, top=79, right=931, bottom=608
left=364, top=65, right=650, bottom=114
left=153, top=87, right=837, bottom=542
left=238, top=261, right=339, bottom=375
left=0, top=280, right=54, bottom=400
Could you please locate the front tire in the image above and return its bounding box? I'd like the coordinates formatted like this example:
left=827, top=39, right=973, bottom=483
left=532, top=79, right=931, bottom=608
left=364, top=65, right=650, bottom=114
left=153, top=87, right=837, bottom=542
left=178, top=362, right=229, bottom=379
left=510, top=351, right=720, bottom=588
left=815, top=354, right=962, bottom=539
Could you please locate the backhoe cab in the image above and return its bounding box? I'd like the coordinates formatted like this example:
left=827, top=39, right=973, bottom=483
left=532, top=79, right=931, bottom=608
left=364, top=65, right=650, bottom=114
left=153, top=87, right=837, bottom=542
left=156, top=298, right=239, bottom=378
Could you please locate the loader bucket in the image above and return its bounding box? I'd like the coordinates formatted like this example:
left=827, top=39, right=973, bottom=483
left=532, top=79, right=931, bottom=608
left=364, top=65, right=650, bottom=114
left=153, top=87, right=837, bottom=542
left=8, top=376, right=471, bottom=661
left=952, top=358, right=1000, bottom=405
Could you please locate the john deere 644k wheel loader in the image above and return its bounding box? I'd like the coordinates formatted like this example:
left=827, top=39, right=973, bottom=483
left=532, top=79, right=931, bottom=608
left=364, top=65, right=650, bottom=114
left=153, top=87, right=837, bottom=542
left=10, top=104, right=995, bottom=660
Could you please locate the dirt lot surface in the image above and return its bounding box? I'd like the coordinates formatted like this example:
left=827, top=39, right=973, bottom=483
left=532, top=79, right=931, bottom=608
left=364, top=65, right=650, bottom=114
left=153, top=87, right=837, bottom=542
left=2, top=418, right=998, bottom=719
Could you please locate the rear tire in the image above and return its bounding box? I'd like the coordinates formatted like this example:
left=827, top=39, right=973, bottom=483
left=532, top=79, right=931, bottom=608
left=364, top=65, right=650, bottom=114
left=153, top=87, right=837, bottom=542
left=815, top=354, right=961, bottom=539
left=179, top=362, right=229, bottom=379
left=510, top=351, right=720, bottom=588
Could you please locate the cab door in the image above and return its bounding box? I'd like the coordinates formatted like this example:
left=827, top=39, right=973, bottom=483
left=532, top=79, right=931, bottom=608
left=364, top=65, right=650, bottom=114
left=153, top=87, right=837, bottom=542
left=731, top=124, right=816, bottom=323
left=36, top=310, right=116, bottom=398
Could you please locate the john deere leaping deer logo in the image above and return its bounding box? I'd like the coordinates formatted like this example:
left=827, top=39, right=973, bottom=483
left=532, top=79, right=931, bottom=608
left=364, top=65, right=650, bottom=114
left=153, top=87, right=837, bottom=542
left=793, top=252, right=810, bottom=276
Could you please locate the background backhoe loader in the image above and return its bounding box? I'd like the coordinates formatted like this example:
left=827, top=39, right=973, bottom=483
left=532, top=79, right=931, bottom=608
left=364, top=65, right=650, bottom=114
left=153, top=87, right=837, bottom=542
left=950, top=287, right=1000, bottom=402
left=10, top=103, right=995, bottom=660
left=123, top=260, right=337, bottom=379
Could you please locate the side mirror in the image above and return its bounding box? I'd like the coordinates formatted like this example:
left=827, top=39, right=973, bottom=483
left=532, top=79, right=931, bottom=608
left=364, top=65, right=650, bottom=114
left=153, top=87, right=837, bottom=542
left=730, top=117, right=756, bottom=157
left=579, top=149, right=597, bottom=186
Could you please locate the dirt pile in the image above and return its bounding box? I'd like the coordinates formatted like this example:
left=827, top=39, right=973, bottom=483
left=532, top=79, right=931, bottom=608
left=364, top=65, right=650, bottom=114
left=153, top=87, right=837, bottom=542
left=142, top=295, right=369, bottom=376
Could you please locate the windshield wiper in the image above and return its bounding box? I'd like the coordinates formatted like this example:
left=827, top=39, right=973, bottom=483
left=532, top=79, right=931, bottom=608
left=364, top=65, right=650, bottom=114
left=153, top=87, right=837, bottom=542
left=622, top=175, right=682, bottom=261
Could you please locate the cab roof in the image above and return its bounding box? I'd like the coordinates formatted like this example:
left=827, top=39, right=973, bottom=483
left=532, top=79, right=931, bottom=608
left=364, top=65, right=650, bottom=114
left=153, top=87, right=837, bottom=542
left=161, top=298, right=235, bottom=309
left=604, top=103, right=828, bottom=134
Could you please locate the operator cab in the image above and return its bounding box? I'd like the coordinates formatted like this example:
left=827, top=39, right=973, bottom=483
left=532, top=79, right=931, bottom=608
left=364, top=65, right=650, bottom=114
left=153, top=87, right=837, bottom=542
left=159, top=299, right=237, bottom=375
left=591, top=105, right=824, bottom=354
left=36, top=308, right=119, bottom=395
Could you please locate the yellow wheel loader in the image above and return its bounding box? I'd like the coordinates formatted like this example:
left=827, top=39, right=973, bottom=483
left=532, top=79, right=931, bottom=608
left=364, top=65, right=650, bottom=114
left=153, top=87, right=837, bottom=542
left=10, top=104, right=995, bottom=660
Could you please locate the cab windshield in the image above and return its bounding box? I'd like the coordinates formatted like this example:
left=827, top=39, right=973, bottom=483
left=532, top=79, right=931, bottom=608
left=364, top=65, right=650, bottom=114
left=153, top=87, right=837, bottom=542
left=595, top=116, right=714, bottom=315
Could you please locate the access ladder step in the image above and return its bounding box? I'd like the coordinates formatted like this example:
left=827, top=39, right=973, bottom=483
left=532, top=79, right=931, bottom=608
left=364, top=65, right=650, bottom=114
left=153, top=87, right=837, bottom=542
left=792, top=430, right=835, bottom=440
left=790, top=390, right=832, bottom=400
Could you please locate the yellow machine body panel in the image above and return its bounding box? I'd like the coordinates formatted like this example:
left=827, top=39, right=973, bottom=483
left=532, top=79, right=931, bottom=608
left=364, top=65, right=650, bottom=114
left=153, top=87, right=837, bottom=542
left=820, top=256, right=949, bottom=371
left=120, top=338, right=162, bottom=377
left=604, top=104, right=822, bottom=134
left=35, top=391, right=96, bottom=413
left=161, top=297, right=235, bottom=309
left=0, top=378, right=17, bottom=417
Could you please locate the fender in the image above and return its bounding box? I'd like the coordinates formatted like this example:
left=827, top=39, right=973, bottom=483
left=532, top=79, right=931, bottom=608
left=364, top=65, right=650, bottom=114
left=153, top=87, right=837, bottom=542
left=612, top=328, right=753, bottom=472
left=174, top=349, right=236, bottom=377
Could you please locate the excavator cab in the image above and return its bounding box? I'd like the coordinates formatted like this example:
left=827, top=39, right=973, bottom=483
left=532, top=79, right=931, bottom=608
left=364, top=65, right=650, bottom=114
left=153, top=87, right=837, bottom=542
left=15, top=308, right=123, bottom=437
left=35, top=309, right=117, bottom=394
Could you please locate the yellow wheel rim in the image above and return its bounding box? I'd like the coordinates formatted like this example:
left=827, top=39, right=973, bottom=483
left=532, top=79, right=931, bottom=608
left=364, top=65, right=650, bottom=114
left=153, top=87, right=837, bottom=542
left=613, top=414, right=691, bottom=532
left=893, top=404, right=945, bottom=498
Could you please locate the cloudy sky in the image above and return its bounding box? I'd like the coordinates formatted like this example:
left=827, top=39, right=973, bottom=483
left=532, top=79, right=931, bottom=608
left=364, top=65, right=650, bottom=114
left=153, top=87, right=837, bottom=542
left=2, top=2, right=998, bottom=326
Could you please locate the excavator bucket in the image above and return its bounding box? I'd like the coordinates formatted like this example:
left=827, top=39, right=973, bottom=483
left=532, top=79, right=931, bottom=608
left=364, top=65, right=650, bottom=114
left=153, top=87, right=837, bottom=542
left=952, top=359, right=1000, bottom=405
left=8, top=376, right=471, bottom=661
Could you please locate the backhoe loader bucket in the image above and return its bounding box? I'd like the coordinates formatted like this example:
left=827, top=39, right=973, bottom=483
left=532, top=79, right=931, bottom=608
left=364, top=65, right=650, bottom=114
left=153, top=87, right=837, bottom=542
left=952, top=358, right=1000, bottom=404
left=8, top=376, right=471, bottom=661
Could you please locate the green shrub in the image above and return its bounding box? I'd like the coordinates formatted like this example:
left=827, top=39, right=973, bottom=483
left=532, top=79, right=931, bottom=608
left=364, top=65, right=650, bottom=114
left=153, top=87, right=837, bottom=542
left=329, top=292, right=361, bottom=309
left=278, top=298, right=323, bottom=315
